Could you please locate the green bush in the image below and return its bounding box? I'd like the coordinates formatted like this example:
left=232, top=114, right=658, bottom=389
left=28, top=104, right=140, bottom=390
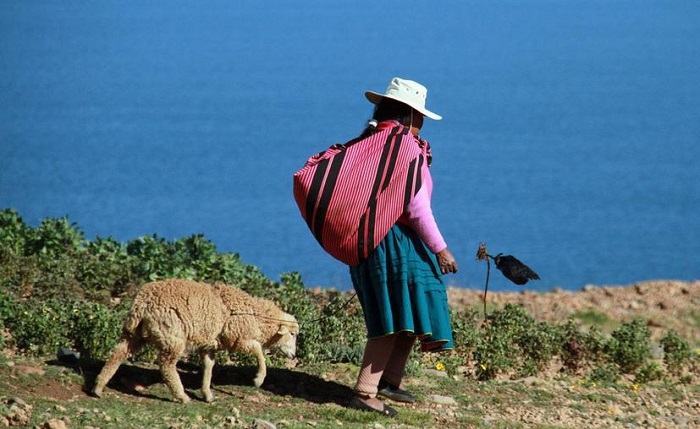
left=560, top=321, right=610, bottom=373
left=660, top=330, right=693, bottom=376
left=635, top=361, right=664, bottom=384
left=0, top=209, right=29, bottom=256
left=0, top=291, right=20, bottom=350
left=69, top=300, right=128, bottom=360
left=580, top=326, right=609, bottom=365
left=25, top=216, right=85, bottom=257
left=77, top=237, right=136, bottom=300
left=474, top=304, right=566, bottom=379
left=516, top=320, right=562, bottom=373
left=473, top=305, right=525, bottom=380
left=450, top=309, right=480, bottom=356
left=6, top=299, right=72, bottom=355
left=606, top=319, right=652, bottom=374
left=587, top=363, right=620, bottom=385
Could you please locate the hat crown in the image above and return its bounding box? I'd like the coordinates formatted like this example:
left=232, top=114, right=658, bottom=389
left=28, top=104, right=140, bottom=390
left=385, top=78, right=428, bottom=109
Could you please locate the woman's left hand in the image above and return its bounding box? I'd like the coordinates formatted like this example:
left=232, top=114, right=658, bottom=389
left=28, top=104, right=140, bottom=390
left=436, top=248, right=458, bottom=274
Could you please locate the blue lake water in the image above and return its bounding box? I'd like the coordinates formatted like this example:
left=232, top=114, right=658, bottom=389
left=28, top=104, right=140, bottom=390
left=1, top=0, right=699, bottom=292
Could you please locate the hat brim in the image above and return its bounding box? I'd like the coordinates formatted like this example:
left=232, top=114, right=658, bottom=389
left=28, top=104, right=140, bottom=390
left=365, top=91, right=442, bottom=121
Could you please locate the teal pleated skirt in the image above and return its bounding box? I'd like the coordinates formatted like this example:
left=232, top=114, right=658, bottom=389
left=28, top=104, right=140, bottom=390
left=349, top=223, right=454, bottom=352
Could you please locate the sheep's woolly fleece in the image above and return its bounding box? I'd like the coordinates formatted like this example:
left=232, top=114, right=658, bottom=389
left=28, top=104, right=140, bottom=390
left=91, top=279, right=298, bottom=403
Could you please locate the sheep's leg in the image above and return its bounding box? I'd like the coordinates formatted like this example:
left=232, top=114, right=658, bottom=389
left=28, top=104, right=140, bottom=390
left=158, top=342, right=189, bottom=403
left=245, top=340, right=267, bottom=387
left=92, top=336, right=142, bottom=397
left=200, top=350, right=216, bottom=403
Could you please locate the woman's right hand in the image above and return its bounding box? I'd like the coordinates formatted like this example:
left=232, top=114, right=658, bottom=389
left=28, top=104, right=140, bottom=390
left=436, top=248, right=458, bottom=274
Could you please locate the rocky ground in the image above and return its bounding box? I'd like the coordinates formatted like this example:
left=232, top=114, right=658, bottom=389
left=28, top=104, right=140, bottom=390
left=1, top=280, right=698, bottom=428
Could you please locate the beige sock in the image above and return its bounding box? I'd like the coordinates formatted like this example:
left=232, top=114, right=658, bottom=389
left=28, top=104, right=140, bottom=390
left=354, top=334, right=397, bottom=397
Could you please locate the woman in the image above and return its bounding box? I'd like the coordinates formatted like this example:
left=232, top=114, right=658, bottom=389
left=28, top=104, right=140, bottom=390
left=346, top=77, right=458, bottom=417
left=293, top=77, right=458, bottom=417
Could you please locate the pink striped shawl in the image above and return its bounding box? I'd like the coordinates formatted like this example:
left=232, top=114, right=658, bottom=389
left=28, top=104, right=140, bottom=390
left=293, top=124, right=430, bottom=266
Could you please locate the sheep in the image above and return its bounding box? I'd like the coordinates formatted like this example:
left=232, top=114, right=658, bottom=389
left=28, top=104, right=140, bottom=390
left=91, top=279, right=299, bottom=403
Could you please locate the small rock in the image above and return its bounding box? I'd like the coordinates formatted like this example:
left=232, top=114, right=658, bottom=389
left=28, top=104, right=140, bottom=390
left=427, top=394, right=457, bottom=405
left=520, top=376, right=540, bottom=386
left=252, top=418, right=276, bottom=429
left=423, top=368, right=449, bottom=378
left=672, top=416, right=689, bottom=428
left=9, top=397, right=27, bottom=407
left=41, top=419, right=67, bottom=429
left=56, top=347, right=81, bottom=365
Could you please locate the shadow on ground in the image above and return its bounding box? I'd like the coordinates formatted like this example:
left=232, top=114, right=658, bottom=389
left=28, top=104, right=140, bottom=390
left=48, top=358, right=354, bottom=406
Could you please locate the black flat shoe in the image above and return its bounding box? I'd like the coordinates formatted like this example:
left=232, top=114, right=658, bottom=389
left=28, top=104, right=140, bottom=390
left=377, top=379, right=416, bottom=403
left=348, top=396, right=397, bottom=417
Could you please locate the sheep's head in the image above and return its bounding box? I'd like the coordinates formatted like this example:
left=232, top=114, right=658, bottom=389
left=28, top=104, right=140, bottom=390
left=269, top=312, right=299, bottom=358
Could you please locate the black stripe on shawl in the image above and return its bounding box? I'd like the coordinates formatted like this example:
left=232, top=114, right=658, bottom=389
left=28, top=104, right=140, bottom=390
left=305, top=157, right=330, bottom=236
left=357, top=213, right=367, bottom=263
left=357, top=126, right=402, bottom=261
left=403, top=154, right=424, bottom=208
left=380, top=127, right=408, bottom=192
left=312, top=148, right=346, bottom=245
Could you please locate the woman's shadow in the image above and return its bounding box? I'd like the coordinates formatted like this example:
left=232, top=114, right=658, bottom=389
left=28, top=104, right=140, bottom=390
left=67, top=357, right=354, bottom=406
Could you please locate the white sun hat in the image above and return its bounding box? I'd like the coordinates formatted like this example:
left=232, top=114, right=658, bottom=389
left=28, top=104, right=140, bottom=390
left=365, top=77, right=442, bottom=120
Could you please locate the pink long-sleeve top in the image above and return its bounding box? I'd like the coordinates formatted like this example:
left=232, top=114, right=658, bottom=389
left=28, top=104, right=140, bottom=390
left=370, top=122, right=446, bottom=253
left=398, top=167, right=447, bottom=254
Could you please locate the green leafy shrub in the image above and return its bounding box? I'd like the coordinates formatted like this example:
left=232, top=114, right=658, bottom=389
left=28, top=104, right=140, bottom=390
left=450, top=308, right=480, bottom=356
left=580, top=326, right=609, bottom=365
left=587, top=363, right=620, bottom=385
left=473, top=304, right=527, bottom=380
left=0, top=209, right=29, bottom=256
left=660, top=330, right=693, bottom=376
left=474, top=304, right=566, bottom=379
left=517, top=320, right=562, bottom=373
left=6, top=299, right=72, bottom=355
left=606, top=319, right=652, bottom=374
left=0, top=291, right=20, bottom=350
left=77, top=237, right=136, bottom=300
left=69, top=300, right=128, bottom=359
left=286, top=275, right=365, bottom=364
left=635, top=361, right=664, bottom=384
left=560, top=319, right=586, bottom=372
left=560, top=321, right=610, bottom=373
left=126, top=234, right=193, bottom=281
left=24, top=216, right=85, bottom=257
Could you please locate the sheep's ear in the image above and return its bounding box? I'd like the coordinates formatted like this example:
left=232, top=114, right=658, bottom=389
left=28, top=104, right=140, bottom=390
left=277, top=325, right=289, bottom=335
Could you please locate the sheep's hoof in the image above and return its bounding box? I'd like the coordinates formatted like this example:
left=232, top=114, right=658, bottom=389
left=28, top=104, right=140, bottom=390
left=175, top=395, right=191, bottom=404
left=253, top=376, right=265, bottom=388
left=203, top=392, right=214, bottom=403
left=91, top=387, right=103, bottom=398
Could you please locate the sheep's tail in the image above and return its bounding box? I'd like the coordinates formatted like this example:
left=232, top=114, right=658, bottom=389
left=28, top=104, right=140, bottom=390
left=121, top=299, right=146, bottom=338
